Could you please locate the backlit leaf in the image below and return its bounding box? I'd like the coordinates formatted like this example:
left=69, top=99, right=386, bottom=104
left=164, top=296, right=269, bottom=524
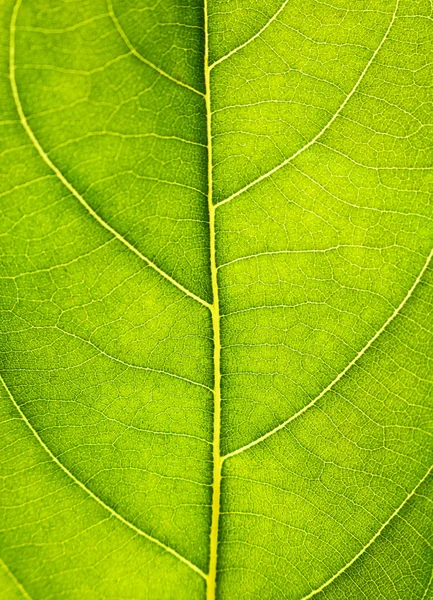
left=0, top=0, right=432, bottom=598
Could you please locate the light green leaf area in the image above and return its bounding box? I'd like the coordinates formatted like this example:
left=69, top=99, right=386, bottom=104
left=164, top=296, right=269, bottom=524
left=0, top=0, right=432, bottom=598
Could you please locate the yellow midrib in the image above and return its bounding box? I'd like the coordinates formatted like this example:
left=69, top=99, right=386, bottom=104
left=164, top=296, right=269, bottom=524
left=204, top=0, right=222, bottom=598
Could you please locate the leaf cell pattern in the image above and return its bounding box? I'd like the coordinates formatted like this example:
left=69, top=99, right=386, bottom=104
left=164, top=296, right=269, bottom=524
left=0, top=0, right=432, bottom=599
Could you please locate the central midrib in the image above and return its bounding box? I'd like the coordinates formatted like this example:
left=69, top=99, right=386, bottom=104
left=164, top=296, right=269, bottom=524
left=204, top=1, right=222, bottom=598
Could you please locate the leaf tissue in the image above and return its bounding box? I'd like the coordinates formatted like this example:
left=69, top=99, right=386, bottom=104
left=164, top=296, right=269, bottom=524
left=0, top=0, right=432, bottom=598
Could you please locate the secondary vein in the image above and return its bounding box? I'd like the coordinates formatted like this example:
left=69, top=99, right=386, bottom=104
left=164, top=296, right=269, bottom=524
left=300, top=463, right=433, bottom=599
left=9, top=0, right=211, bottom=311
left=209, top=0, right=291, bottom=70
left=214, top=0, right=399, bottom=210
left=222, top=246, right=433, bottom=461
left=0, top=557, right=32, bottom=600
left=107, top=0, right=205, bottom=97
left=0, top=373, right=206, bottom=580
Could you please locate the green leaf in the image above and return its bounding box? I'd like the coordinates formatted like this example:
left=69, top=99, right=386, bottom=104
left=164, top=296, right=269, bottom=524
left=0, top=0, right=432, bottom=598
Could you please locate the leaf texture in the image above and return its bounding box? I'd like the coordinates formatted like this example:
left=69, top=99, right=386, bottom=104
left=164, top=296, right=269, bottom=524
left=0, top=0, right=432, bottom=598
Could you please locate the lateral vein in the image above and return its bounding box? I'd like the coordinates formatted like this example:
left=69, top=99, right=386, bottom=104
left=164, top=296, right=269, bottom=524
left=0, top=373, right=207, bottom=580
left=9, top=0, right=211, bottom=311
left=209, top=0, right=291, bottom=70
left=53, top=325, right=213, bottom=392
left=214, top=0, right=399, bottom=209
left=0, top=556, right=32, bottom=600
left=300, top=463, right=433, bottom=599
left=107, top=0, right=205, bottom=97
left=222, top=246, right=433, bottom=461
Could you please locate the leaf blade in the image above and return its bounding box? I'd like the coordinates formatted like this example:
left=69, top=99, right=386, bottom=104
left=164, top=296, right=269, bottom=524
left=1, top=0, right=432, bottom=598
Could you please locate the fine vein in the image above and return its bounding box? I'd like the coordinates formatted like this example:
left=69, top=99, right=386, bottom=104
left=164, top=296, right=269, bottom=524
left=9, top=0, right=211, bottom=311
left=0, top=374, right=206, bottom=580
left=422, top=566, right=433, bottom=600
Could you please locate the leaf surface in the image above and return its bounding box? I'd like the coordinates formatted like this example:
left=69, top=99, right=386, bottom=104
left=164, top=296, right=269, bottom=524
left=0, top=0, right=432, bottom=598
